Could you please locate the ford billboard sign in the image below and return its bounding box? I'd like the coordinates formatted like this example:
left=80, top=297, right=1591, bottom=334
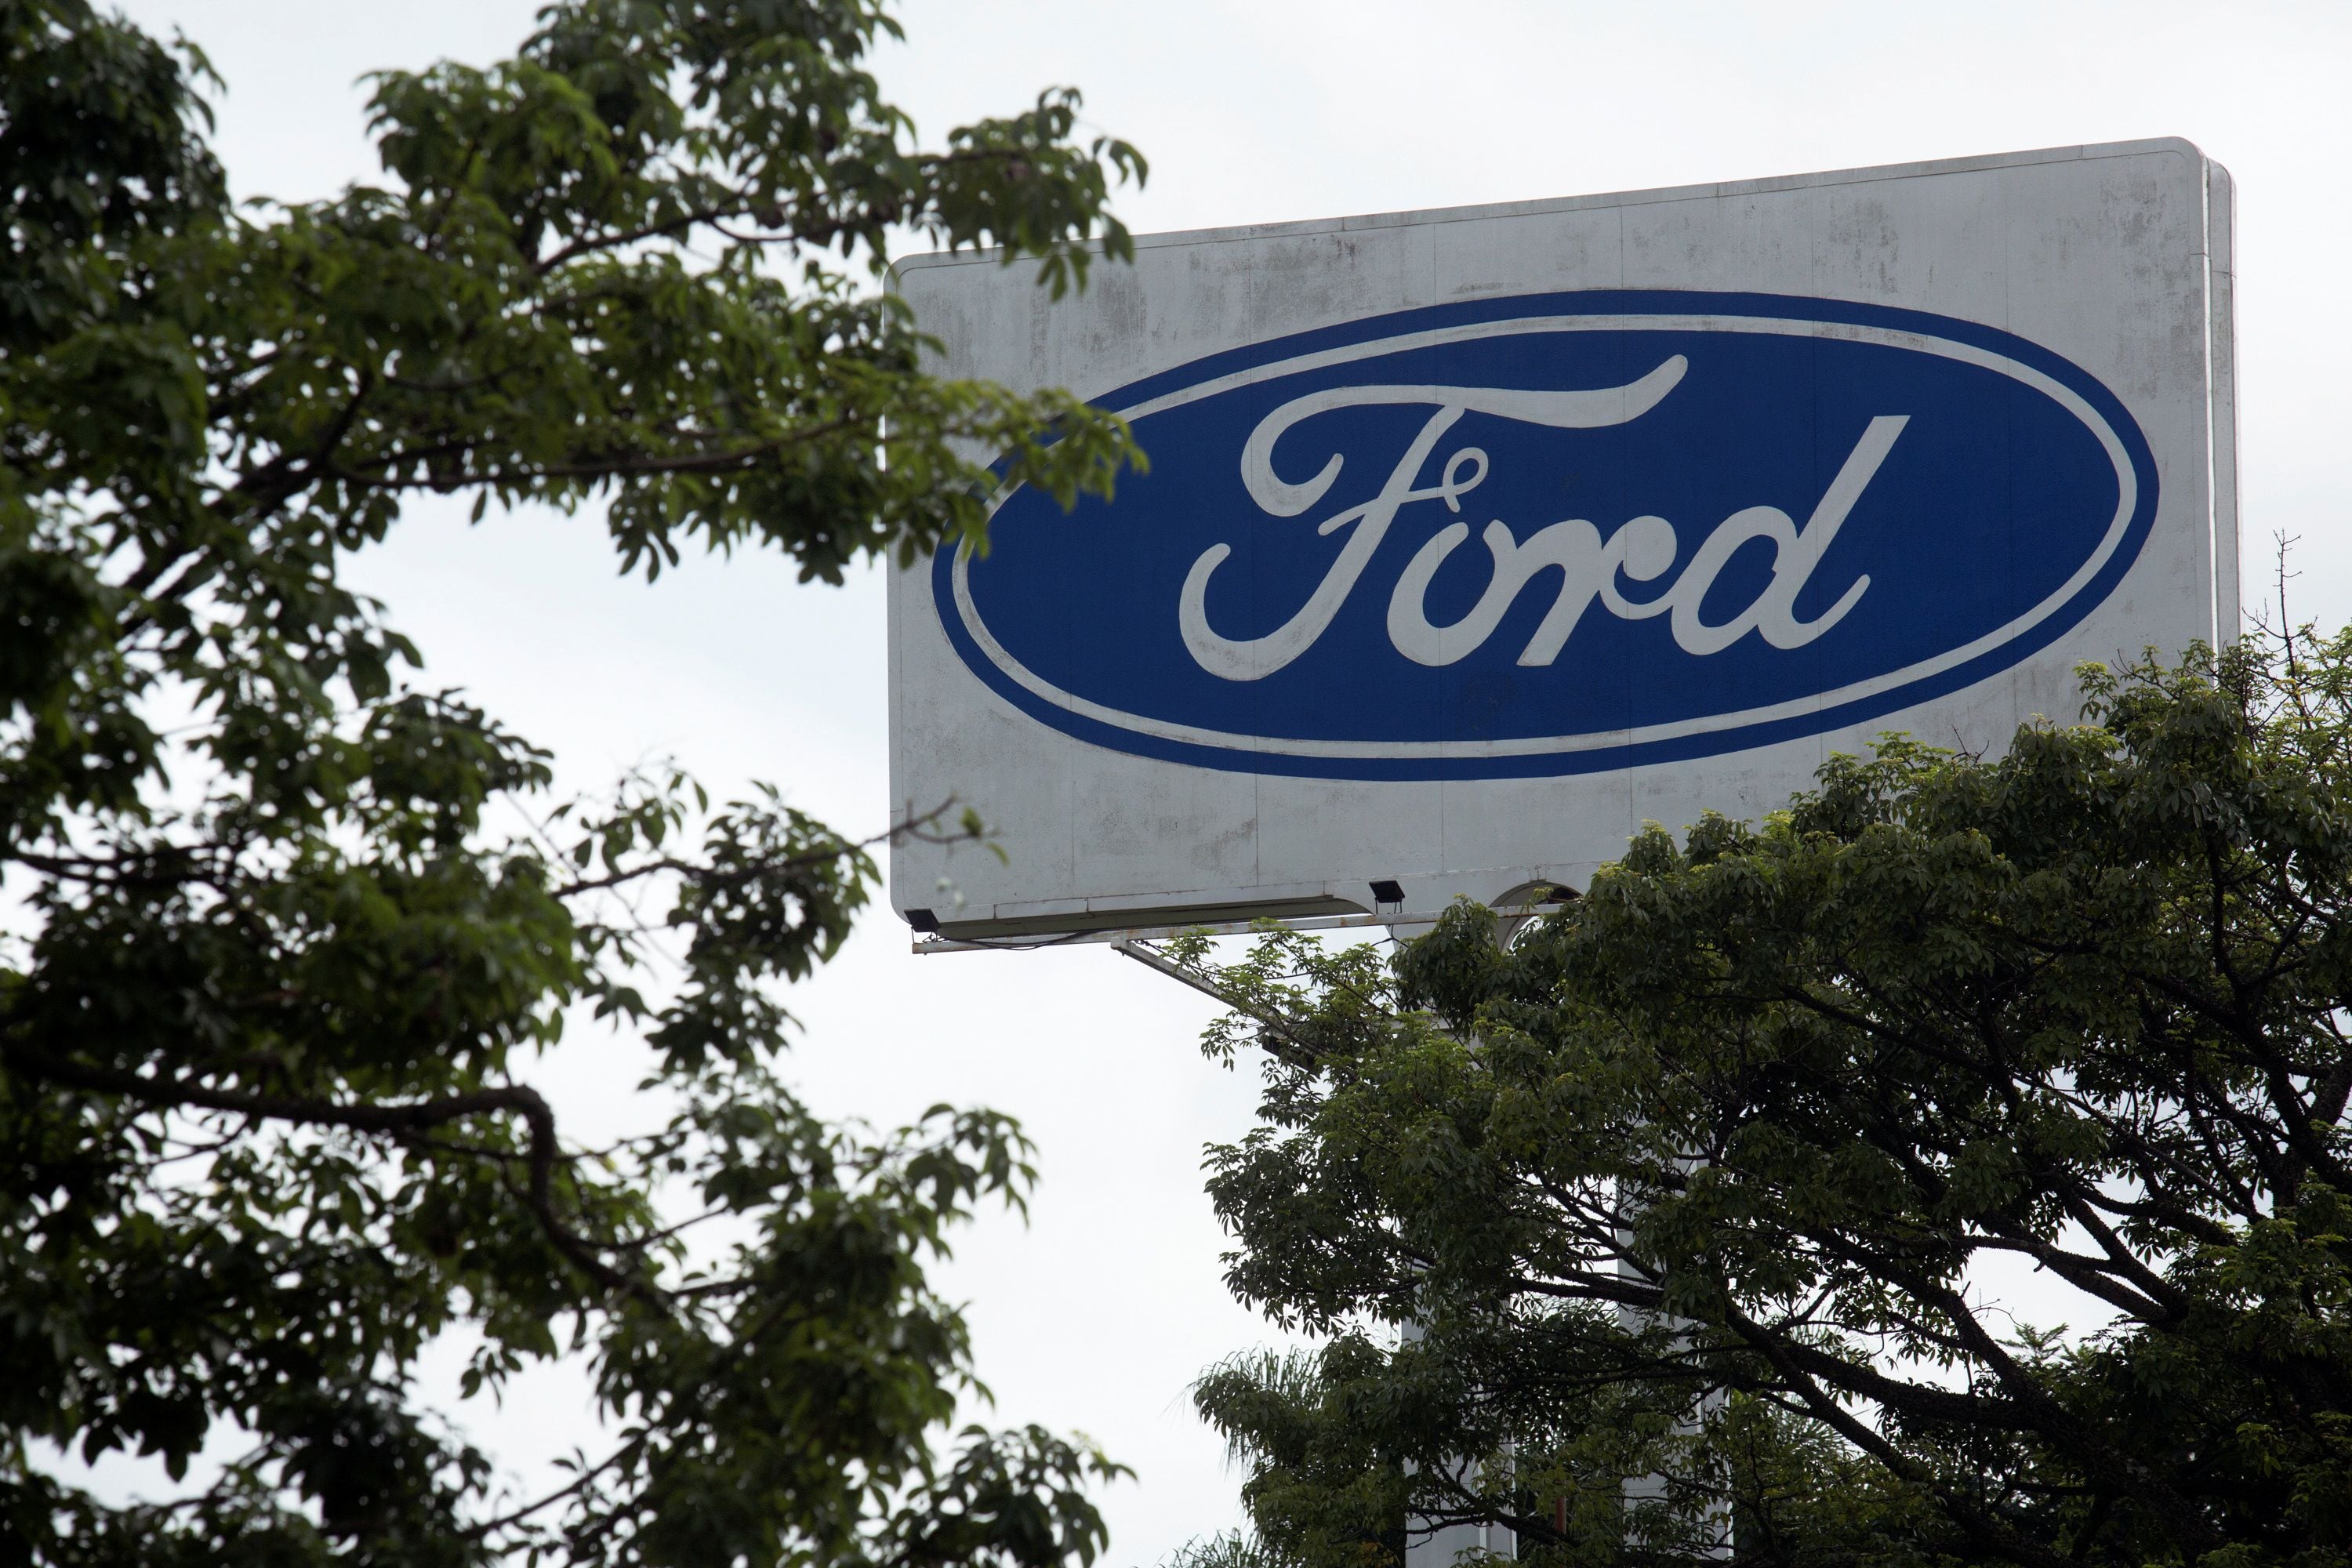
left=938, top=292, right=2158, bottom=781
left=891, top=141, right=2236, bottom=941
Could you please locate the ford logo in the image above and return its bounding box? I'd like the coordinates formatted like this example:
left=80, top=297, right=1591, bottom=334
left=932, top=290, right=2158, bottom=780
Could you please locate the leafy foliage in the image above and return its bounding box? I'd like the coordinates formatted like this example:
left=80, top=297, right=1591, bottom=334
left=1178, top=634, right=2352, bottom=1568
left=0, top=2, right=1145, bottom=1563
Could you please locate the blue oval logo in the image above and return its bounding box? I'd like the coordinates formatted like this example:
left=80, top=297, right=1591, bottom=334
left=933, top=290, right=2157, bottom=780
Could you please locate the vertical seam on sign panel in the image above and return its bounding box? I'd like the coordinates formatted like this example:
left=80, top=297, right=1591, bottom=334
left=1247, top=242, right=1264, bottom=897
left=2002, top=170, right=2024, bottom=719
left=1801, top=187, right=1828, bottom=782
left=1616, top=201, right=1635, bottom=845
left=1425, top=216, right=1448, bottom=900
left=1807, top=187, right=1825, bottom=780
left=2208, top=158, right=2238, bottom=641
left=2224, top=163, right=2241, bottom=634
left=2198, top=159, right=2217, bottom=646
left=2206, top=160, right=2223, bottom=635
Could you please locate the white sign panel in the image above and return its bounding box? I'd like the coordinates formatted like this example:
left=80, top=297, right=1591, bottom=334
left=888, top=140, right=2237, bottom=941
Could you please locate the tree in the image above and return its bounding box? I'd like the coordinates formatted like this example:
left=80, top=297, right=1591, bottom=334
left=0, top=2, right=1145, bottom=1563
left=1177, top=633, right=2352, bottom=1568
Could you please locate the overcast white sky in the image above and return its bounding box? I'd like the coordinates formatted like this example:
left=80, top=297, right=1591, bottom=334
left=100, top=2, right=2352, bottom=1561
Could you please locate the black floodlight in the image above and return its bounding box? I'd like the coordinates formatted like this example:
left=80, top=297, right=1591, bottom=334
left=905, top=907, right=942, bottom=934
left=1542, top=884, right=1577, bottom=904
left=1368, top=879, right=1406, bottom=906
